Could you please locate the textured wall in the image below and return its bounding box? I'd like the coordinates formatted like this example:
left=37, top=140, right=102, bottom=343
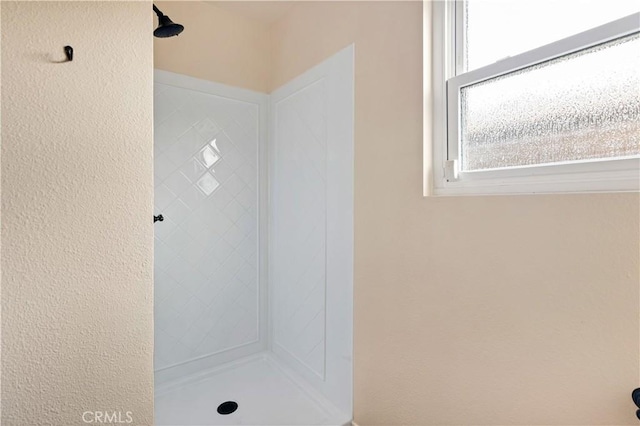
left=153, top=1, right=270, bottom=93
left=1, top=2, right=154, bottom=425
left=269, top=2, right=640, bottom=424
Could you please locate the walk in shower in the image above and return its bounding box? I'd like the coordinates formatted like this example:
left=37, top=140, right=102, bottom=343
left=153, top=46, right=354, bottom=425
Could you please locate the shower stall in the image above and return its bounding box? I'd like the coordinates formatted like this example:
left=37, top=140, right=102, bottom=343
left=153, top=46, right=354, bottom=425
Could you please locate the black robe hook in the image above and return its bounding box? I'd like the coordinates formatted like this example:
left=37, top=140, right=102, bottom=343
left=64, top=46, right=73, bottom=62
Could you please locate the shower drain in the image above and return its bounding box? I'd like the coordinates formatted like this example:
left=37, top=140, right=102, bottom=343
left=217, top=401, right=238, bottom=415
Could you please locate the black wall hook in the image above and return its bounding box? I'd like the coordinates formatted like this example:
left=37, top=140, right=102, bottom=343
left=64, top=46, right=73, bottom=62
left=632, top=388, right=640, bottom=420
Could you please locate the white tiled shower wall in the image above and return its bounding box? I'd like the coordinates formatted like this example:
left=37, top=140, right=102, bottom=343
left=271, top=79, right=328, bottom=378
left=153, top=82, right=260, bottom=370
left=154, top=46, right=353, bottom=419
left=269, top=45, right=354, bottom=416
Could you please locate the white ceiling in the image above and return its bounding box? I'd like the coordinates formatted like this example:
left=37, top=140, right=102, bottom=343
left=206, top=1, right=296, bottom=25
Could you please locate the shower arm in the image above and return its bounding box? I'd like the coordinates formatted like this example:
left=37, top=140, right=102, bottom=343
left=153, top=4, right=164, bottom=18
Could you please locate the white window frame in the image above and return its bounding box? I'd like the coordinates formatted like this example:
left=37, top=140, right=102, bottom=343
left=429, top=1, right=640, bottom=196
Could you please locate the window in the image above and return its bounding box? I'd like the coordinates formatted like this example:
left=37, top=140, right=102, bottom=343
left=429, top=1, right=640, bottom=195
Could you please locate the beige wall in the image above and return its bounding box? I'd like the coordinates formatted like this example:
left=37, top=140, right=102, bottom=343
left=154, top=1, right=270, bottom=92
left=269, top=2, right=640, bottom=425
left=1, top=2, right=154, bottom=425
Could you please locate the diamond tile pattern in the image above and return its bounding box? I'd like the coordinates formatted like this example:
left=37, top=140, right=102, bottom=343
left=154, top=83, right=259, bottom=370
left=272, top=80, right=327, bottom=378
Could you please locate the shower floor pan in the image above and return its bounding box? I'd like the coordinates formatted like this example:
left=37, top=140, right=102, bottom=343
left=155, top=353, right=350, bottom=426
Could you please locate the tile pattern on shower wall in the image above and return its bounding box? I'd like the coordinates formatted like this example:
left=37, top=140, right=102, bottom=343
left=154, top=83, right=259, bottom=370
left=272, top=79, right=327, bottom=378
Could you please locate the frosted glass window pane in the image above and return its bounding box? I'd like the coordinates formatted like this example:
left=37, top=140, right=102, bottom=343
left=460, top=34, right=640, bottom=172
left=465, top=0, right=640, bottom=71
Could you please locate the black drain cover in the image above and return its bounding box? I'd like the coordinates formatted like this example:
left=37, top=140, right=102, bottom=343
left=217, top=401, right=238, bottom=415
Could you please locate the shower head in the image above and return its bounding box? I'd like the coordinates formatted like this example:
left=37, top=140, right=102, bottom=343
left=153, top=5, right=184, bottom=38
